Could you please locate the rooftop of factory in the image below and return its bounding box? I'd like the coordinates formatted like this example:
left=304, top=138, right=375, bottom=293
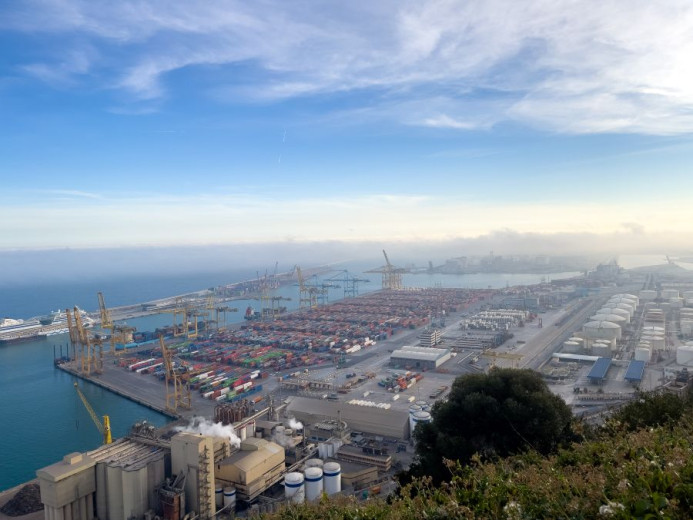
left=587, top=357, right=612, bottom=382
left=624, top=360, right=646, bottom=383
left=390, top=346, right=451, bottom=361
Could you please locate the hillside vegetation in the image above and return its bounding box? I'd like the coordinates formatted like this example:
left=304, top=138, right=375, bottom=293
left=265, top=371, right=693, bottom=519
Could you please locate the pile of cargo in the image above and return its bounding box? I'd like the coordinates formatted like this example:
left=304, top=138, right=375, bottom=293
left=377, top=371, right=423, bottom=392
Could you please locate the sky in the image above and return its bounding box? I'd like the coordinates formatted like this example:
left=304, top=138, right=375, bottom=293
left=2, top=0, right=693, bottom=259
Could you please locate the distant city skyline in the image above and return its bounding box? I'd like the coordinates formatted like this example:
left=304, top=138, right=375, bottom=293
left=2, top=1, right=693, bottom=250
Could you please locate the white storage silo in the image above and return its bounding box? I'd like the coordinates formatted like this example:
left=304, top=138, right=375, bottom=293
left=412, top=411, right=432, bottom=432
left=569, top=337, right=584, bottom=344
left=634, top=347, right=651, bottom=363
left=284, top=472, right=305, bottom=504
left=643, top=326, right=665, bottom=334
left=639, top=290, right=658, bottom=301
left=583, top=321, right=622, bottom=342
left=650, top=336, right=665, bottom=349
left=563, top=341, right=581, bottom=353
left=598, top=307, right=631, bottom=323
left=670, top=298, right=684, bottom=308
left=682, top=291, right=693, bottom=300
left=661, top=289, right=680, bottom=299
left=223, top=487, right=236, bottom=509
left=216, top=484, right=223, bottom=508
left=592, top=344, right=611, bottom=357
left=323, top=462, right=342, bottom=495
left=304, top=458, right=324, bottom=470
left=676, top=346, right=693, bottom=366
left=681, top=320, right=693, bottom=336
left=591, top=314, right=627, bottom=327
left=304, top=467, right=324, bottom=501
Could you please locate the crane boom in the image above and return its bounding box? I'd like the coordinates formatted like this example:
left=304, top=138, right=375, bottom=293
left=74, top=382, right=112, bottom=444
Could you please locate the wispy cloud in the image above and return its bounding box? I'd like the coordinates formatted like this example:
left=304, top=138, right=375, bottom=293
left=3, top=191, right=693, bottom=249
left=6, top=1, right=693, bottom=134
left=39, top=189, right=104, bottom=199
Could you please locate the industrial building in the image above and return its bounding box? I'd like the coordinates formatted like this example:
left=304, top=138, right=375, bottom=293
left=389, top=345, right=451, bottom=370
left=286, top=396, right=411, bottom=440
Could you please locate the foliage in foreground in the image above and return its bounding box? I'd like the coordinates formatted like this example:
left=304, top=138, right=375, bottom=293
left=262, top=404, right=693, bottom=519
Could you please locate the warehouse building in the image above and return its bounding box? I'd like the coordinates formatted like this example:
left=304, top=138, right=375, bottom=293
left=389, top=345, right=451, bottom=370
left=285, top=396, right=411, bottom=440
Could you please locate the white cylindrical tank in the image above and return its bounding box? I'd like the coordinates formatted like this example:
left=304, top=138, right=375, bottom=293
left=682, top=291, right=693, bottom=300
left=583, top=321, right=621, bottom=341
left=598, top=307, right=631, bottom=323
left=592, top=344, right=611, bottom=357
left=676, top=346, right=693, bottom=366
left=634, top=347, right=651, bottom=362
left=639, top=290, right=658, bottom=300
left=563, top=341, right=581, bottom=353
left=569, top=336, right=584, bottom=344
left=323, top=462, right=342, bottom=496
left=590, top=314, right=627, bottom=327
left=412, top=411, right=432, bottom=432
left=216, top=485, right=223, bottom=508
left=662, top=289, right=680, bottom=299
left=681, top=320, right=693, bottom=336
left=670, top=297, right=684, bottom=308
left=284, top=472, right=305, bottom=504
left=642, top=326, right=665, bottom=334
left=650, top=336, right=665, bottom=349
left=304, top=458, right=324, bottom=470
left=223, top=487, right=236, bottom=509
left=304, top=467, right=324, bottom=501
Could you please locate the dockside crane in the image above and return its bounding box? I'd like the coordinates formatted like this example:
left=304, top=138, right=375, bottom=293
left=67, top=307, right=103, bottom=375
left=97, top=292, right=135, bottom=355
left=365, top=250, right=406, bottom=290
left=160, top=336, right=191, bottom=413
left=295, top=266, right=319, bottom=309
left=74, top=382, right=112, bottom=444
left=328, top=270, right=370, bottom=299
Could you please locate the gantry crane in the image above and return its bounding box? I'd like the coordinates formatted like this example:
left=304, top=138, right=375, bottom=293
left=67, top=307, right=103, bottom=375
left=97, top=292, right=135, bottom=355
left=74, top=382, right=112, bottom=444
left=365, top=250, right=406, bottom=290
left=204, top=293, right=238, bottom=331
left=327, top=270, right=370, bottom=299
left=295, top=266, right=319, bottom=309
left=160, top=336, right=192, bottom=413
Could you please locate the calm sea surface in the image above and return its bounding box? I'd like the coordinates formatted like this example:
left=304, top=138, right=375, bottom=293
left=0, top=266, right=579, bottom=491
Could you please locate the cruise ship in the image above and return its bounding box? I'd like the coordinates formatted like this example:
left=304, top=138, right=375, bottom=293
left=0, top=308, right=93, bottom=345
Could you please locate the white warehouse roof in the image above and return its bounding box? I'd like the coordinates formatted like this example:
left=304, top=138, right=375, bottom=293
left=391, top=346, right=451, bottom=362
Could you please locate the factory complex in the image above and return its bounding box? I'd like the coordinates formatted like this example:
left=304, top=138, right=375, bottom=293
left=10, top=258, right=693, bottom=520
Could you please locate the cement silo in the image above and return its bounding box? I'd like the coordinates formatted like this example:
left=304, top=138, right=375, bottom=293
left=284, top=472, right=305, bottom=504
left=304, top=467, right=324, bottom=501
left=323, top=462, right=342, bottom=495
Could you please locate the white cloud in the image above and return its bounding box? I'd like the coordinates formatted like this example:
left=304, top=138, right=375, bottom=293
left=7, top=0, right=693, bottom=134
left=2, top=191, right=693, bottom=249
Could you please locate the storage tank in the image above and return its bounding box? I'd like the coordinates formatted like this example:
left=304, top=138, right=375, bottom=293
left=680, top=320, right=693, bottom=336
left=223, top=487, right=236, bottom=509
left=598, top=307, right=631, bottom=323
left=650, top=336, right=665, bottom=349
left=304, top=459, right=324, bottom=470
left=590, top=314, right=626, bottom=327
left=682, top=291, right=693, bottom=300
left=412, top=411, right=432, bottom=433
left=676, top=346, right=693, bottom=366
left=215, top=484, right=223, bottom=508
left=592, top=344, right=611, bottom=357
left=568, top=337, right=584, bottom=344
left=670, top=297, right=684, bottom=308
left=634, top=347, right=651, bottom=363
left=304, top=467, right=324, bottom=501
left=661, top=289, right=680, bottom=299
left=642, top=326, right=665, bottom=334
left=583, top=321, right=621, bottom=341
left=284, top=472, right=305, bottom=504
left=639, top=290, right=658, bottom=301
left=563, top=341, right=581, bottom=354
left=323, top=462, right=342, bottom=495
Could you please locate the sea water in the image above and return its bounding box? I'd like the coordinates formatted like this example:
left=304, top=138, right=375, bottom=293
left=0, top=266, right=580, bottom=491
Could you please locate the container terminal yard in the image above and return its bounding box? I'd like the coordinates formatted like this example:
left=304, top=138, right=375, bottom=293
left=4, top=258, right=693, bottom=520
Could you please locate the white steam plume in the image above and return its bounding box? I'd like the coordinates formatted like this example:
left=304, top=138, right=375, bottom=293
left=288, top=417, right=303, bottom=430
left=176, top=417, right=241, bottom=448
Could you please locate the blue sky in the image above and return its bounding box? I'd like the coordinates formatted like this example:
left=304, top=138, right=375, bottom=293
left=2, top=1, right=693, bottom=253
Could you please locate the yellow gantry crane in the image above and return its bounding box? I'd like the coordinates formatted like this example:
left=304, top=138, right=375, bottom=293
left=295, top=266, right=318, bottom=309
left=67, top=307, right=103, bottom=375
left=97, top=292, right=135, bottom=356
left=73, top=382, right=112, bottom=444
left=160, top=336, right=192, bottom=413
left=365, top=250, right=406, bottom=290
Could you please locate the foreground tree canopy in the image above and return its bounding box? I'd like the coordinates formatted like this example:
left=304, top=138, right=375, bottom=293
left=410, top=368, right=573, bottom=483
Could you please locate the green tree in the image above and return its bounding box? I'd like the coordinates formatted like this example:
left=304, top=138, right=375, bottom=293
left=409, top=368, right=573, bottom=483
left=611, top=391, right=685, bottom=431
